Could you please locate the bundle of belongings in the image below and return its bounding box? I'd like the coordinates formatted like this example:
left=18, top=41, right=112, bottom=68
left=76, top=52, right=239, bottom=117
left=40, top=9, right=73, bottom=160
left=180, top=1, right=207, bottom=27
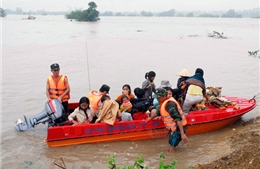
left=192, top=87, right=239, bottom=110
left=206, top=86, right=239, bottom=110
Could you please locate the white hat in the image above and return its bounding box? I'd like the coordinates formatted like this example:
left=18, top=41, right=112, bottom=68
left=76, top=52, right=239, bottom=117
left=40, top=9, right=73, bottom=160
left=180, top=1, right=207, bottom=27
left=159, top=80, right=172, bottom=88
left=176, top=68, right=191, bottom=77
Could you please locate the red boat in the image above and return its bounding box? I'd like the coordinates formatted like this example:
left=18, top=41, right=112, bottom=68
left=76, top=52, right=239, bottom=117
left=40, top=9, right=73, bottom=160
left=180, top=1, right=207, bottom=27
left=45, top=96, right=256, bottom=147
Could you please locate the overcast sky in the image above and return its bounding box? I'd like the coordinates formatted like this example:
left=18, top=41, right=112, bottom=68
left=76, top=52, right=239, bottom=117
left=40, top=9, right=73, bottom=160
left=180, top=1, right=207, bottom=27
left=2, top=0, right=259, bottom=12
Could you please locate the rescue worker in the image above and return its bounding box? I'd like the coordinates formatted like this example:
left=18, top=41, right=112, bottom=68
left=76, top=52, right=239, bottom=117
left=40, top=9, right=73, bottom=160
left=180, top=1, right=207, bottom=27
left=155, top=88, right=189, bottom=152
left=46, top=63, right=70, bottom=123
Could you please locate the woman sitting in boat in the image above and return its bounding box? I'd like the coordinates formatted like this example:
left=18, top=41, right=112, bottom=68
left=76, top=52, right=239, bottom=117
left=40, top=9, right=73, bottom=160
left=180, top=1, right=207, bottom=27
left=95, top=95, right=122, bottom=125
left=164, top=87, right=174, bottom=99
left=182, top=68, right=209, bottom=115
left=115, top=84, right=135, bottom=105
left=68, top=96, right=94, bottom=125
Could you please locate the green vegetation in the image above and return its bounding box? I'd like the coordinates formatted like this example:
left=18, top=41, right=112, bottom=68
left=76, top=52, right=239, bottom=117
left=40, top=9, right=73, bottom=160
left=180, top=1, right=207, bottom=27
left=186, top=13, right=194, bottom=17
left=99, top=8, right=259, bottom=18
left=248, top=50, right=260, bottom=58
left=24, top=161, right=33, bottom=167
left=108, top=153, right=180, bottom=169
left=158, top=9, right=175, bottom=17
left=65, top=1, right=99, bottom=21
left=0, top=8, right=7, bottom=17
left=4, top=6, right=259, bottom=18
left=222, top=9, right=242, bottom=18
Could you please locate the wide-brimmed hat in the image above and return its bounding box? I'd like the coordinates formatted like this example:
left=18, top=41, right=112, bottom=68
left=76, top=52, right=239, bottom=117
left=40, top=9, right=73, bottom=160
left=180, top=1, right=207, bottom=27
left=176, top=68, right=191, bottom=77
left=159, top=80, right=172, bottom=88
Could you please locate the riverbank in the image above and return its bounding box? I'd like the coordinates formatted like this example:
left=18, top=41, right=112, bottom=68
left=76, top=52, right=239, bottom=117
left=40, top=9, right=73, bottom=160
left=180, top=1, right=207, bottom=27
left=194, top=117, right=260, bottom=169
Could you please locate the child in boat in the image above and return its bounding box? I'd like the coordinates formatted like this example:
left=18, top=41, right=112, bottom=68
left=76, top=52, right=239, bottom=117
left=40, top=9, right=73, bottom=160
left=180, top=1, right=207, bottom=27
left=95, top=95, right=122, bottom=125
left=121, top=100, right=133, bottom=121
left=119, top=95, right=130, bottom=112
left=132, top=87, right=157, bottom=119
left=68, top=96, right=94, bottom=125
left=132, top=102, right=148, bottom=120
left=131, top=87, right=151, bottom=112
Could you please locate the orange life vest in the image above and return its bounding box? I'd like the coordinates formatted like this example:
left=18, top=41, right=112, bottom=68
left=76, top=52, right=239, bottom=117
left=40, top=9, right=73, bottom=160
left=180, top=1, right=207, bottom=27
left=88, top=90, right=103, bottom=114
left=160, top=97, right=187, bottom=131
left=48, top=75, right=70, bottom=102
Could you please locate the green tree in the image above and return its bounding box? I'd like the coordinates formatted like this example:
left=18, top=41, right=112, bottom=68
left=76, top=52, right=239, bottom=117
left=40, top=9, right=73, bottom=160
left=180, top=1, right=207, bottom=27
left=0, top=8, right=6, bottom=17
left=88, top=1, right=97, bottom=8
left=85, top=1, right=99, bottom=21
left=141, top=11, right=153, bottom=17
left=101, top=11, right=113, bottom=16
left=222, top=9, right=242, bottom=18
left=65, top=1, right=99, bottom=21
left=186, top=13, right=194, bottom=17
left=15, top=7, right=23, bottom=14
left=158, top=9, right=175, bottom=17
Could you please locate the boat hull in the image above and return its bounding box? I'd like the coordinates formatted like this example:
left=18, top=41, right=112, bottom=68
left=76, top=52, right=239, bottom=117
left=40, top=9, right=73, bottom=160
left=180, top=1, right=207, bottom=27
left=46, top=96, right=256, bottom=147
left=186, top=115, right=241, bottom=135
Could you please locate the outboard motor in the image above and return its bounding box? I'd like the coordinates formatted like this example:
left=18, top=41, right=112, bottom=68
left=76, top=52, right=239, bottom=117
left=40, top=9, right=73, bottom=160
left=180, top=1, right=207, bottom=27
left=15, top=99, right=64, bottom=132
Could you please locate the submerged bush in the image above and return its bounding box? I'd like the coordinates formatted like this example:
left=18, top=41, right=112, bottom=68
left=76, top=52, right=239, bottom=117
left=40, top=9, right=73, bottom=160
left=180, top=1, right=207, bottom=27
left=65, top=1, right=99, bottom=21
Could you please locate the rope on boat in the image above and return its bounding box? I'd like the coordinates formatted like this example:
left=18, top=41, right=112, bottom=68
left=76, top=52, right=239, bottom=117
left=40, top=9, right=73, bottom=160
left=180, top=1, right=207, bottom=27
left=86, top=40, right=91, bottom=91
left=252, top=93, right=260, bottom=100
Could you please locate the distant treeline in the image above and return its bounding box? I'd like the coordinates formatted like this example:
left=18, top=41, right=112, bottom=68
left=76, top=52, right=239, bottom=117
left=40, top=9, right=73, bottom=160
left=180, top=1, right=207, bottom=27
left=4, top=8, right=66, bottom=16
left=100, top=8, right=260, bottom=18
left=4, top=7, right=260, bottom=18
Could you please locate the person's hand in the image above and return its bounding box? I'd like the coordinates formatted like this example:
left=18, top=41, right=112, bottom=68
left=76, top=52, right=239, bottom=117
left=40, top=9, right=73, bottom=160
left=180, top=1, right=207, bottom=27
left=71, top=120, right=78, bottom=125
left=146, top=117, right=152, bottom=121
left=155, top=116, right=161, bottom=120
left=180, top=82, right=187, bottom=90
left=122, top=90, right=129, bottom=96
left=181, top=133, right=189, bottom=143
left=205, top=99, right=210, bottom=106
left=84, top=120, right=90, bottom=124
left=57, top=97, right=62, bottom=102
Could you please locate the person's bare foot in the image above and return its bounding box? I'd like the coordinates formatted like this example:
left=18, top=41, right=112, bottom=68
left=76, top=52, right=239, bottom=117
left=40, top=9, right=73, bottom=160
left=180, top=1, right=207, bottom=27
left=168, top=146, right=175, bottom=152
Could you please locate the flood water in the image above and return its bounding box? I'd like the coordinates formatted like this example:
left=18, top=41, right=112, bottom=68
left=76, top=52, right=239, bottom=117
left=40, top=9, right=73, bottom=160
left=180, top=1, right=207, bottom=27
left=1, top=15, right=260, bottom=168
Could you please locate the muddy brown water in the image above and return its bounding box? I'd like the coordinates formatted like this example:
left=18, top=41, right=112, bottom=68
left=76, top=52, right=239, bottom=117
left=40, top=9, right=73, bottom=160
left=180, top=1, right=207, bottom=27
left=1, top=15, right=259, bottom=168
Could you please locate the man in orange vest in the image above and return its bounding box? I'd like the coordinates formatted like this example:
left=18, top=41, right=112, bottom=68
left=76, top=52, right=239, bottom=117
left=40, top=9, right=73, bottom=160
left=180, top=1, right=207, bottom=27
left=46, top=63, right=70, bottom=123
left=155, top=88, right=189, bottom=152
